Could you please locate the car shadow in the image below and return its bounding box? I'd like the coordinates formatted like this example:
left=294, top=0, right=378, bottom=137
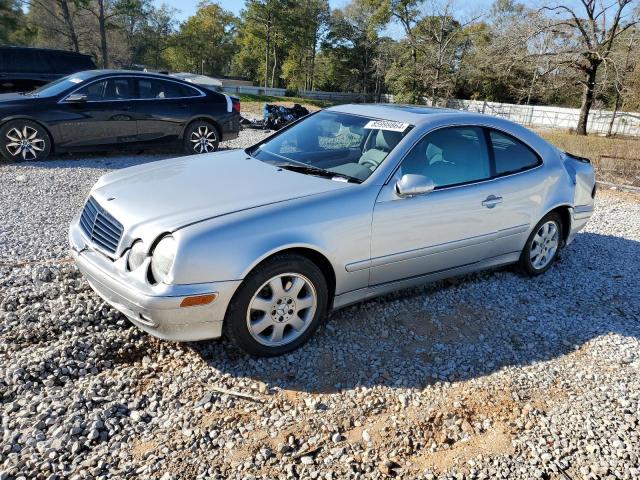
left=190, top=231, right=639, bottom=394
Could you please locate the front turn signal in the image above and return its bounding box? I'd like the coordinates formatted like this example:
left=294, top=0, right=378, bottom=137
left=180, top=293, right=218, bottom=308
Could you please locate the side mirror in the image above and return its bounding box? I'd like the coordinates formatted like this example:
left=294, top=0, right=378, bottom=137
left=65, top=93, right=87, bottom=103
left=395, top=174, right=435, bottom=197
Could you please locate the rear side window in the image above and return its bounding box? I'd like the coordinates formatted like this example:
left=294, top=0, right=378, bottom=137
left=489, top=130, right=541, bottom=175
left=137, top=79, right=200, bottom=99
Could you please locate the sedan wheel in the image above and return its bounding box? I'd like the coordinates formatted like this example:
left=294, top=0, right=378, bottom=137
left=185, top=121, right=219, bottom=154
left=247, top=273, right=318, bottom=347
left=224, top=254, right=328, bottom=356
left=0, top=121, right=51, bottom=162
left=530, top=221, right=559, bottom=270
left=519, top=213, right=563, bottom=276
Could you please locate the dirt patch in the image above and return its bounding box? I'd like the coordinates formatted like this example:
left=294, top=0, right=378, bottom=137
left=131, top=439, right=158, bottom=459
left=413, top=424, right=513, bottom=473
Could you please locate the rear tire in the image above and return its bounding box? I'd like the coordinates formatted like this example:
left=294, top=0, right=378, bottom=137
left=519, top=213, right=563, bottom=276
left=224, top=254, right=328, bottom=357
left=183, top=120, right=219, bottom=154
left=0, top=120, right=51, bottom=162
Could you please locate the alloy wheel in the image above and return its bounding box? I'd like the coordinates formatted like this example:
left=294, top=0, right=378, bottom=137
left=246, top=273, right=317, bottom=347
left=530, top=220, right=559, bottom=270
left=5, top=126, right=45, bottom=160
left=189, top=125, right=217, bottom=153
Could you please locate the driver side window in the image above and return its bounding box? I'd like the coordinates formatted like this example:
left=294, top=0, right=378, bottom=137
left=75, top=78, right=133, bottom=101
left=400, top=127, right=491, bottom=188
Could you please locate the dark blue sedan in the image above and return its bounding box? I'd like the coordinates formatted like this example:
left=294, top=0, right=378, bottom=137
left=0, top=70, right=240, bottom=161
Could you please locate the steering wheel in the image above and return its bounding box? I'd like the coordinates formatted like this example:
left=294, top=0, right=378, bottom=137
left=360, top=159, right=379, bottom=170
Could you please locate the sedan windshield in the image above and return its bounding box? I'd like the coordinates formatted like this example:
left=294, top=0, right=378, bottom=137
left=27, top=71, right=95, bottom=97
left=247, top=111, right=412, bottom=183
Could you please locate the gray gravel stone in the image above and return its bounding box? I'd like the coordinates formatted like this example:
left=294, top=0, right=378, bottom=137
left=1, top=132, right=639, bottom=479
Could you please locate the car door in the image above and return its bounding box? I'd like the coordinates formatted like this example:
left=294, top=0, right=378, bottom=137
left=133, top=78, right=201, bottom=143
left=58, top=77, right=137, bottom=147
left=482, top=128, right=545, bottom=256
left=370, top=126, right=502, bottom=286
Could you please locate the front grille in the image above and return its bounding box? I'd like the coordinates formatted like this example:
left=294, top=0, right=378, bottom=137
left=79, top=196, right=123, bottom=255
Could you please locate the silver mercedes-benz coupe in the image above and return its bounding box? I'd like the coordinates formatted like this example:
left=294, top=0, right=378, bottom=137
left=70, top=104, right=596, bottom=356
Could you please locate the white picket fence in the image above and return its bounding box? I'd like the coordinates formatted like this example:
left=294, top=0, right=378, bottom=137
left=220, top=84, right=640, bottom=136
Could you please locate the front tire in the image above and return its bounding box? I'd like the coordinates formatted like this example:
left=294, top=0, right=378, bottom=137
left=0, top=120, right=51, bottom=162
left=519, top=213, right=563, bottom=276
left=224, top=254, right=328, bottom=357
left=183, top=120, right=219, bottom=154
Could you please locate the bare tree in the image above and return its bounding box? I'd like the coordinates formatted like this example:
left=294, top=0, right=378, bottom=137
left=23, top=0, right=83, bottom=52
left=539, top=0, right=638, bottom=135
left=80, top=0, right=123, bottom=67
left=414, top=0, right=481, bottom=105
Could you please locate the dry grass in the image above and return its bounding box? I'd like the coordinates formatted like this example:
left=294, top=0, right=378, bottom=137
left=538, top=130, right=640, bottom=187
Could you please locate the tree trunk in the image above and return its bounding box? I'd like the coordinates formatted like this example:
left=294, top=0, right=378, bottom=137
left=576, top=63, right=599, bottom=135
left=264, top=11, right=271, bottom=89
left=431, top=66, right=441, bottom=107
left=309, top=30, right=317, bottom=91
left=58, top=0, right=79, bottom=52
left=271, top=42, right=277, bottom=88
left=607, top=91, right=621, bottom=137
left=97, top=0, right=109, bottom=68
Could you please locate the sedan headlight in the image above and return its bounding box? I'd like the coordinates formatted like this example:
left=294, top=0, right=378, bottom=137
left=150, top=235, right=176, bottom=284
left=127, top=240, right=146, bottom=271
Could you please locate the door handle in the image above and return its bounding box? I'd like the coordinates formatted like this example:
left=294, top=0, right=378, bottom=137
left=482, top=195, right=503, bottom=208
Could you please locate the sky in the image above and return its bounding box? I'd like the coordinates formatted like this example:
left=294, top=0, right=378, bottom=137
left=156, top=0, right=495, bottom=39
left=160, top=0, right=351, bottom=21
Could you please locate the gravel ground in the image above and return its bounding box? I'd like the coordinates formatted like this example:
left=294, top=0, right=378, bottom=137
left=1, top=130, right=639, bottom=480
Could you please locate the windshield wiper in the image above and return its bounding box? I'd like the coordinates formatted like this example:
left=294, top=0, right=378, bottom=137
left=276, top=163, right=362, bottom=184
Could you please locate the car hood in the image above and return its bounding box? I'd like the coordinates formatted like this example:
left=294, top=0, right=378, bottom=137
left=0, top=92, right=36, bottom=105
left=90, top=149, right=352, bottom=238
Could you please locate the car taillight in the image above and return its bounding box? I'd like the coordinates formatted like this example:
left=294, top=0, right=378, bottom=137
left=232, top=101, right=240, bottom=113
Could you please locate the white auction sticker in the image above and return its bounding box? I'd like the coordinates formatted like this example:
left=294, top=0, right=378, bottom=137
left=364, top=120, right=409, bottom=132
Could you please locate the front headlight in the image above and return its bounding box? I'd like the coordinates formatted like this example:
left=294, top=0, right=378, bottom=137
left=150, top=235, right=176, bottom=284
left=127, top=240, right=146, bottom=271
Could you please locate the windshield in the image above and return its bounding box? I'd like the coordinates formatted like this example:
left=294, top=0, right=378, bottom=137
left=28, top=71, right=95, bottom=97
left=247, top=111, right=412, bottom=182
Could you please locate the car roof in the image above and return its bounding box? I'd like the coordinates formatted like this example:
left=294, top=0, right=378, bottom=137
left=80, top=69, right=178, bottom=80
left=327, top=103, right=467, bottom=125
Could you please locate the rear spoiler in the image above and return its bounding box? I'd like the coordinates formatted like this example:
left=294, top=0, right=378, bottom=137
left=564, top=151, right=591, bottom=164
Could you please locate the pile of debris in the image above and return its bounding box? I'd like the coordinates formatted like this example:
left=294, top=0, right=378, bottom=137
left=241, top=103, right=310, bottom=130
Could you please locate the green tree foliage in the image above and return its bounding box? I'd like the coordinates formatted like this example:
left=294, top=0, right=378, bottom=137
left=0, top=0, right=35, bottom=44
left=167, top=1, right=237, bottom=75
left=11, top=0, right=640, bottom=132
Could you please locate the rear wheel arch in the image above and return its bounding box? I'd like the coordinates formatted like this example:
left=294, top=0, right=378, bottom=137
left=182, top=117, right=222, bottom=141
left=540, top=204, right=572, bottom=245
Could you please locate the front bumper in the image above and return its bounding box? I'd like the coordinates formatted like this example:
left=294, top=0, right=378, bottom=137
left=69, top=219, right=241, bottom=341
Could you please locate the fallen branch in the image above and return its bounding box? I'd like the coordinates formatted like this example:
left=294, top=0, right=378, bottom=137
left=210, top=386, right=263, bottom=403
left=293, top=443, right=324, bottom=460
